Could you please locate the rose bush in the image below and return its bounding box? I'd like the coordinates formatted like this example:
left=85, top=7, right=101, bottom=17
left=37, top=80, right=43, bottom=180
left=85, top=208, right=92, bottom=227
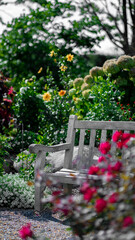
left=24, top=131, right=135, bottom=240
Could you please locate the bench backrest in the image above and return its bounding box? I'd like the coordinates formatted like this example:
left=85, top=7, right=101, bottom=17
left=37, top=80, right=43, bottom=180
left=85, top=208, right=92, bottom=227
left=64, top=115, right=135, bottom=170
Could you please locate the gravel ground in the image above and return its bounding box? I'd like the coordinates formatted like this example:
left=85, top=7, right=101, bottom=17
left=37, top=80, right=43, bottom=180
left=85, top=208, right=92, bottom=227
left=0, top=208, right=76, bottom=240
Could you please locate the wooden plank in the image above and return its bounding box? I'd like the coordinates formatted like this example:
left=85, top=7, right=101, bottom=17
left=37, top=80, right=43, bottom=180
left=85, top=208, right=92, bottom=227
left=46, top=171, right=100, bottom=185
left=75, top=120, right=135, bottom=131
left=77, top=129, right=86, bottom=169
left=100, top=129, right=107, bottom=142
left=64, top=115, right=77, bottom=169
left=29, top=143, right=71, bottom=154
left=88, top=129, right=96, bottom=166
left=124, top=130, right=130, bottom=133
left=34, top=151, right=47, bottom=212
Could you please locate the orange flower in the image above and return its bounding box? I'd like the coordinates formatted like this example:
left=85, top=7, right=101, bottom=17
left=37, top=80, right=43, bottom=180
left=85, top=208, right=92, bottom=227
left=27, top=181, right=34, bottom=186
left=59, top=90, right=66, bottom=96
left=66, top=54, right=74, bottom=62
left=37, top=67, right=43, bottom=74
left=43, top=92, right=51, bottom=101
left=59, top=65, right=68, bottom=72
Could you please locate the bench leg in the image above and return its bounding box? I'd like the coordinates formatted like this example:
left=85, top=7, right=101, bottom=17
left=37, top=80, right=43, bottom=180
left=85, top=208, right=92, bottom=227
left=35, top=184, right=46, bottom=212
left=63, top=184, right=72, bottom=195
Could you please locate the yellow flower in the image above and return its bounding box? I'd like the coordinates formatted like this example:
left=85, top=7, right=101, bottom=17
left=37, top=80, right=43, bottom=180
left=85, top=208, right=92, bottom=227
left=59, top=65, right=68, bottom=72
left=50, top=50, right=54, bottom=57
left=43, top=92, right=51, bottom=101
left=37, top=67, right=43, bottom=74
left=54, top=59, right=57, bottom=62
left=58, top=90, right=66, bottom=96
left=66, top=54, right=74, bottom=62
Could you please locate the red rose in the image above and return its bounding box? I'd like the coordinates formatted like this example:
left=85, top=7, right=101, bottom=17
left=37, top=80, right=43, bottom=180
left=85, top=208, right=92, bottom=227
left=95, top=199, right=107, bottom=213
left=108, top=192, right=119, bottom=203
left=80, top=182, right=89, bottom=193
left=112, top=161, right=122, bottom=171
left=99, top=142, right=111, bottom=154
left=88, top=165, right=100, bottom=175
left=19, top=223, right=33, bottom=239
left=123, top=216, right=134, bottom=228
left=112, top=131, right=122, bottom=142
left=83, top=187, right=97, bottom=201
left=98, top=156, right=106, bottom=163
left=105, top=171, right=116, bottom=182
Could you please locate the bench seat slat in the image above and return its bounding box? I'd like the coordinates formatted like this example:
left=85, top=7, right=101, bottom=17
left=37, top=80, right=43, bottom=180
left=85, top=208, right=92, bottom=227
left=45, top=171, right=99, bottom=184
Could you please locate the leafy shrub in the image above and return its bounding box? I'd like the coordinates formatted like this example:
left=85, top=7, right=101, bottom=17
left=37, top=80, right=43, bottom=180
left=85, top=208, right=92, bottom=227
left=12, top=87, right=52, bottom=133
left=69, top=75, right=135, bottom=122
left=0, top=133, right=13, bottom=176
left=0, top=173, right=34, bottom=208
left=12, top=50, right=74, bottom=136
left=14, top=151, right=36, bottom=181
left=0, top=72, right=15, bottom=133
left=10, top=130, right=39, bottom=154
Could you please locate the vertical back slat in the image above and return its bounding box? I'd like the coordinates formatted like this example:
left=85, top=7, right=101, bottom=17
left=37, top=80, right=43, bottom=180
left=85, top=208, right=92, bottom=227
left=78, top=129, right=85, bottom=159
left=124, top=130, right=130, bottom=133
left=76, top=129, right=86, bottom=170
left=88, top=129, right=96, bottom=166
left=64, top=115, right=77, bottom=169
left=100, top=129, right=107, bottom=142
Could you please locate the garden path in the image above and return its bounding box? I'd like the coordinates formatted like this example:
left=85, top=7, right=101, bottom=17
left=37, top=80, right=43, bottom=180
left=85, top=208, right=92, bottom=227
left=0, top=208, right=74, bottom=240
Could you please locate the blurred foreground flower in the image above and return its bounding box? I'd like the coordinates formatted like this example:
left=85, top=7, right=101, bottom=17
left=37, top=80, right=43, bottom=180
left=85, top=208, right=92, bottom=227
left=19, top=223, right=34, bottom=239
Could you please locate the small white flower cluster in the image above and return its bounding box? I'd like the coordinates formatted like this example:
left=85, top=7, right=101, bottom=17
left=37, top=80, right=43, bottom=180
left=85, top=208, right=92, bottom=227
left=0, top=173, right=34, bottom=208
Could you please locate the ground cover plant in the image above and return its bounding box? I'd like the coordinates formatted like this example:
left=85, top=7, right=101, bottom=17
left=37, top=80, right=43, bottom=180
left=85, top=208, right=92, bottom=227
left=0, top=173, right=34, bottom=208
left=21, top=131, right=135, bottom=240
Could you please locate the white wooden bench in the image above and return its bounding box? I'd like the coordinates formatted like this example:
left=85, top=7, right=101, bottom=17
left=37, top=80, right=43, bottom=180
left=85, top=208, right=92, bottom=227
left=29, top=115, right=135, bottom=212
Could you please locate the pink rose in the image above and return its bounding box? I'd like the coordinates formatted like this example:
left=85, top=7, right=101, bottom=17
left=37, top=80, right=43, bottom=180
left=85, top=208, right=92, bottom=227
left=112, top=161, right=122, bottom=171
left=108, top=192, right=119, bottom=203
left=105, top=171, right=116, bottom=182
left=88, top=165, right=100, bottom=175
left=83, top=187, right=97, bottom=201
left=99, top=142, right=111, bottom=154
left=19, top=223, right=33, bottom=239
left=116, top=133, right=135, bottom=149
left=52, top=190, right=61, bottom=196
left=98, top=156, right=106, bottom=163
left=80, top=182, right=89, bottom=193
left=112, top=131, right=122, bottom=142
left=123, top=216, right=134, bottom=228
left=95, top=199, right=107, bottom=213
left=108, top=161, right=122, bottom=172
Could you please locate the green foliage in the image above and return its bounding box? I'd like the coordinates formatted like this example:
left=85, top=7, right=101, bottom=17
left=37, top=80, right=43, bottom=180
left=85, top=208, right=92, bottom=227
left=14, top=152, right=36, bottom=181
left=0, top=0, right=105, bottom=87
left=0, top=133, right=12, bottom=176
left=0, top=173, right=34, bottom=208
left=0, top=72, right=15, bottom=132
left=10, top=130, right=38, bottom=154
left=13, top=87, right=52, bottom=132
left=69, top=74, right=135, bottom=122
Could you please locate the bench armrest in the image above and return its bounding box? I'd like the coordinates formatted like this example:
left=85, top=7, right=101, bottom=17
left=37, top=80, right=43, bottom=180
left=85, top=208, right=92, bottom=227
left=29, top=143, right=71, bottom=154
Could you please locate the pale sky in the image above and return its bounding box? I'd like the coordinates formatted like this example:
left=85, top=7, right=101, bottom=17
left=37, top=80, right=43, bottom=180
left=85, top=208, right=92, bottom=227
left=0, top=1, right=123, bottom=55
